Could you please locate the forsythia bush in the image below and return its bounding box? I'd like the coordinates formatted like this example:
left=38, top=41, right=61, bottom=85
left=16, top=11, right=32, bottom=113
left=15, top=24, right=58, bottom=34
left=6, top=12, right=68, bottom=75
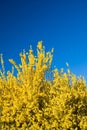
left=0, top=41, right=87, bottom=130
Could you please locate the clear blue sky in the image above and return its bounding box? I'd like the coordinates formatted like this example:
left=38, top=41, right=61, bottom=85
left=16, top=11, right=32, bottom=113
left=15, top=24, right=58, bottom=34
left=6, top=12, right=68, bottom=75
left=0, top=0, right=87, bottom=79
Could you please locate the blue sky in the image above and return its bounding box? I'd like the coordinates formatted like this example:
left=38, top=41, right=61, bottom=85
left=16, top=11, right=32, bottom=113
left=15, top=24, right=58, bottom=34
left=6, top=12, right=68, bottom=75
left=0, top=0, right=87, bottom=79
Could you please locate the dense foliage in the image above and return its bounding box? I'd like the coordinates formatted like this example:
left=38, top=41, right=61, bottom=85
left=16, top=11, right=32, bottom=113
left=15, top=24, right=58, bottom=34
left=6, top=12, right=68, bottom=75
left=0, top=41, right=87, bottom=130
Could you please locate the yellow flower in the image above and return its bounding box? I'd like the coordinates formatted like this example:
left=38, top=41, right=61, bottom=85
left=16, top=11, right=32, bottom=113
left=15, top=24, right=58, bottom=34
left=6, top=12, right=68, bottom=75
left=0, top=41, right=87, bottom=129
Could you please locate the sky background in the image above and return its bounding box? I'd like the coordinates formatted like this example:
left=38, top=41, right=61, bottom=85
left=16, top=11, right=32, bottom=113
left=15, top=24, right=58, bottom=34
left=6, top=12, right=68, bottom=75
left=0, top=0, right=87, bottom=79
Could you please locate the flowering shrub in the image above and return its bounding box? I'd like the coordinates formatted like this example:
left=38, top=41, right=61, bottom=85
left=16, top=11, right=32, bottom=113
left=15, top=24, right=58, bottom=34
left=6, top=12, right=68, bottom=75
left=0, top=41, right=87, bottom=130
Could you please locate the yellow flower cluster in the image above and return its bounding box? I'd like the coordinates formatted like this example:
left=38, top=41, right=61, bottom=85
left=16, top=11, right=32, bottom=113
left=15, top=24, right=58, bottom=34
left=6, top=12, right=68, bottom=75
left=0, top=41, right=87, bottom=130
